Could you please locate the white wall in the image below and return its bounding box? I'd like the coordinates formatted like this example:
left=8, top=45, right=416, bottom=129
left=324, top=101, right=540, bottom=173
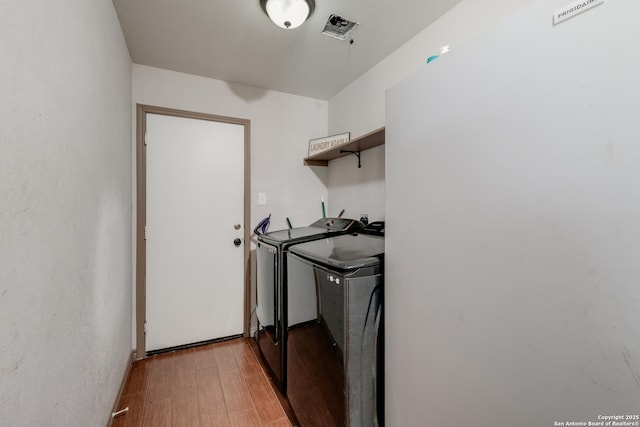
left=326, top=0, right=535, bottom=221
left=0, top=1, right=132, bottom=426
left=132, top=65, right=328, bottom=345
left=326, top=145, right=385, bottom=222
left=386, top=0, right=640, bottom=425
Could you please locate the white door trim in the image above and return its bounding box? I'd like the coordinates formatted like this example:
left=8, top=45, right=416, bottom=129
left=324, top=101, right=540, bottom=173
left=135, top=104, right=251, bottom=358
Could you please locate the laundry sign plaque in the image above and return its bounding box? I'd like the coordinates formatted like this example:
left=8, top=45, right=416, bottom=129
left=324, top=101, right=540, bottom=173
left=308, top=132, right=350, bottom=157
left=553, top=0, right=604, bottom=24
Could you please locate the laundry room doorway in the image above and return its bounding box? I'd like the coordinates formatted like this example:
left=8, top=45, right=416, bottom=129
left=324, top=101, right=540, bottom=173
left=135, top=104, right=251, bottom=356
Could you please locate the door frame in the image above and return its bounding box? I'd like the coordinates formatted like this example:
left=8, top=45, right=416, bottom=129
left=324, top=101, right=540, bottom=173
left=135, top=104, right=251, bottom=358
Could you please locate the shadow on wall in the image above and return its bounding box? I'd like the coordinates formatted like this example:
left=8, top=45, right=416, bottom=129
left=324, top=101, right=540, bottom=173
left=226, top=81, right=270, bottom=102
left=307, top=165, right=330, bottom=187
left=328, top=146, right=385, bottom=189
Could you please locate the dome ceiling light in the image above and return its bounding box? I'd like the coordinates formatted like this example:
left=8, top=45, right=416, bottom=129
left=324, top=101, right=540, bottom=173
left=260, top=0, right=315, bottom=29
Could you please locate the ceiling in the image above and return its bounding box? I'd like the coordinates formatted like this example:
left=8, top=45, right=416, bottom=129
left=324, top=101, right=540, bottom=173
left=112, top=0, right=463, bottom=100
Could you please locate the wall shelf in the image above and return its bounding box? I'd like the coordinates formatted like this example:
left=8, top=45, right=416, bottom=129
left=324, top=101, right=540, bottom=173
left=304, top=127, right=385, bottom=167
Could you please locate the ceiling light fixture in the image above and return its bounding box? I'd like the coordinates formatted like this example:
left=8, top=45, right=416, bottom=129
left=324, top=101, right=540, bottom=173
left=260, top=0, right=315, bottom=29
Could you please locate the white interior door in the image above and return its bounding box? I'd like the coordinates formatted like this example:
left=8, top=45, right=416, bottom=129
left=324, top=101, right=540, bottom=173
left=145, top=113, right=245, bottom=352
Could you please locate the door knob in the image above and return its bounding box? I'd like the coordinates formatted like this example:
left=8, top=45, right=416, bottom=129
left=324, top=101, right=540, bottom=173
left=234, top=223, right=241, bottom=230
left=233, top=238, right=242, bottom=247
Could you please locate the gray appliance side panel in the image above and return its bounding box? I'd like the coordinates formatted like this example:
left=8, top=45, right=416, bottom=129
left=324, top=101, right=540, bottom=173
left=256, top=241, right=284, bottom=390
left=314, top=264, right=382, bottom=427
left=315, top=267, right=346, bottom=360
left=256, top=242, right=277, bottom=329
left=346, top=274, right=382, bottom=427
left=287, top=252, right=317, bottom=327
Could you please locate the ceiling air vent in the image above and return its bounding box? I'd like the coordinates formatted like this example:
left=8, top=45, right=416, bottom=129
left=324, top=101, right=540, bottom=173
left=322, top=14, right=359, bottom=40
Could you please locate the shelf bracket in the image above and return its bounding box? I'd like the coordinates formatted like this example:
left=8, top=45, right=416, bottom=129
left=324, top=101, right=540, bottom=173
left=340, top=150, right=361, bottom=168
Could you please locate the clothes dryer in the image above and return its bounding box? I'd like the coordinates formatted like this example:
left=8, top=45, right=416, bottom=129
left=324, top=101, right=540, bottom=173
left=286, top=222, right=384, bottom=427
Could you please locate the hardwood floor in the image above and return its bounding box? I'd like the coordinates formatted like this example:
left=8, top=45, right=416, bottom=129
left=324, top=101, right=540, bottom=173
left=112, top=338, right=294, bottom=427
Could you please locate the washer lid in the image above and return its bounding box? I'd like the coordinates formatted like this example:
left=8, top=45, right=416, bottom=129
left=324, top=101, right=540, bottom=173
left=258, top=218, right=362, bottom=246
left=290, top=234, right=384, bottom=271
left=259, top=226, right=332, bottom=245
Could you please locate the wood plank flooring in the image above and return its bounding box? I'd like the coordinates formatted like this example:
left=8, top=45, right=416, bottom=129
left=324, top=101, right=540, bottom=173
left=112, top=338, right=294, bottom=427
